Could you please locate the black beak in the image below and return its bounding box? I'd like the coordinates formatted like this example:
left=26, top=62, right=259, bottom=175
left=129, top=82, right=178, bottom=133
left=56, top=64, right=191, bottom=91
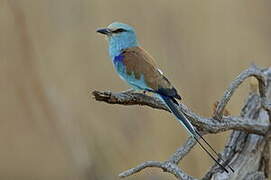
left=96, top=28, right=111, bottom=35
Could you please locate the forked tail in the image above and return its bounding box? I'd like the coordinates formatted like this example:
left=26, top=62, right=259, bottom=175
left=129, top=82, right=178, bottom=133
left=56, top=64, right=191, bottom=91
left=159, top=94, right=234, bottom=173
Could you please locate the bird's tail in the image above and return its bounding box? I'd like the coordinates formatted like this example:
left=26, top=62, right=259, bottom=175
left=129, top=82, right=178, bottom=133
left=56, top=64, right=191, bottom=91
left=159, top=94, right=234, bottom=173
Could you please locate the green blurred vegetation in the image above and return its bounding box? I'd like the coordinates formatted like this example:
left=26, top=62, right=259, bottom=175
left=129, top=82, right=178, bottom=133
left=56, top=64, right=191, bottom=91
left=0, top=0, right=270, bottom=179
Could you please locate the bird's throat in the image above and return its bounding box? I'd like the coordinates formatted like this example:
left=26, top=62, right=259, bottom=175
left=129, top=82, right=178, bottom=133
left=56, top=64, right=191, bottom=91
left=108, top=35, right=138, bottom=58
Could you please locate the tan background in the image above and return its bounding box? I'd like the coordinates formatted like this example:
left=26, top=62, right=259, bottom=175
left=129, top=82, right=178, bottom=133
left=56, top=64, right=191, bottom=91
left=1, top=0, right=270, bottom=179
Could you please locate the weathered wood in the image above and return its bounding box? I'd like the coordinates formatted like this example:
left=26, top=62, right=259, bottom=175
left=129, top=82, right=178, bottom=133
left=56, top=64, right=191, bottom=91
left=92, top=66, right=271, bottom=179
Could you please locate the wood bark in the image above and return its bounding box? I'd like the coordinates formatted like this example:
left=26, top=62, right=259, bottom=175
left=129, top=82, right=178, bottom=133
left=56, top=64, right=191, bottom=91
left=93, top=65, right=271, bottom=180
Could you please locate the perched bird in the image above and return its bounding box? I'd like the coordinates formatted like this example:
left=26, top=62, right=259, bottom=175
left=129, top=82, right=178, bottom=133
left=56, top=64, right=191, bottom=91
left=97, top=22, right=233, bottom=173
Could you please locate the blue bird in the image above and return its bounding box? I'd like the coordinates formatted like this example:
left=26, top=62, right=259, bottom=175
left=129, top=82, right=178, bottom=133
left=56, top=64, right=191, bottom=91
left=97, top=22, right=233, bottom=173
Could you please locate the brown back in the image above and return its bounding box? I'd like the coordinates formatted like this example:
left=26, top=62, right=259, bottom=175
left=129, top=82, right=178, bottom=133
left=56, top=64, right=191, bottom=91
left=122, top=47, right=173, bottom=91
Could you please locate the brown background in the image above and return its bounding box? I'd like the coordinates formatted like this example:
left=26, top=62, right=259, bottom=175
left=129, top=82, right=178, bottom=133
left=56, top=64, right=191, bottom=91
left=1, top=0, right=270, bottom=179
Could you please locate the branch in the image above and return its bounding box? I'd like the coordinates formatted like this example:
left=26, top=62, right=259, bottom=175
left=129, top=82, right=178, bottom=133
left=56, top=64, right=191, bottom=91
left=92, top=91, right=269, bottom=135
left=118, top=136, right=198, bottom=179
left=213, top=64, right=267, bottom=120
left=169, top=136, right=197, bottom=164
left=119, top=161, right=196, bottom=180
left=92, top=65, right=271, bottom=179
left=118, top=161, right=163, bottom=178
left=92, top=90, right=168, bottom=111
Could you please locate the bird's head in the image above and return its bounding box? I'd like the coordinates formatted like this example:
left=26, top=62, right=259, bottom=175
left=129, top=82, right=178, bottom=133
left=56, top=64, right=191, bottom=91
left=97, top=22, right=139, bottom=58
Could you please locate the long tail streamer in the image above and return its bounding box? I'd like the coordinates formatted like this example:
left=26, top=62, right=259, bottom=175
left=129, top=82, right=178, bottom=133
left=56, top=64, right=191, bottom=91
left=159, top=94, right=234, bottom=173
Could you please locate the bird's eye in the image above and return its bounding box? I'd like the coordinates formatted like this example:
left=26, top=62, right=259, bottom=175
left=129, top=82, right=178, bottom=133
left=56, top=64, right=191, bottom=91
left=112, top=28, right=126, bottom=33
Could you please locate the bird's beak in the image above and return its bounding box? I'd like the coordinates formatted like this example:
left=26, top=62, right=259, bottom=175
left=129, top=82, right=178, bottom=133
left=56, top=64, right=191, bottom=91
left=96, top=28, right=111, bottom=35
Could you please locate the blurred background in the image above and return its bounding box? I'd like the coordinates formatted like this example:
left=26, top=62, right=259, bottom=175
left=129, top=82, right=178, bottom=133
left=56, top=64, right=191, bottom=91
left=1, top=0, right=270, bottom=179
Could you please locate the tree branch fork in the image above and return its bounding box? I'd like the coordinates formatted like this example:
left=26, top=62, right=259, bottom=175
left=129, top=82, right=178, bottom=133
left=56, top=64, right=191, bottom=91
left=92, top=65, right=271, bottom=179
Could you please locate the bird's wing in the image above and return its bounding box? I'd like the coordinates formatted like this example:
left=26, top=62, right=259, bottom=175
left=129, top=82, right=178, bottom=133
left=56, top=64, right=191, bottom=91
left=122, top=49, right=231, bottom=173
left=121, top=46, right=181, bottom=99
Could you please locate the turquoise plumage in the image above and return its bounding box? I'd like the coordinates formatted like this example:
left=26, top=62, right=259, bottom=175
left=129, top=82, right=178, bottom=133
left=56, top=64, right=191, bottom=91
left=97, top=22, right=234, bottom=173
left=107, top=22, right=139, bottom=58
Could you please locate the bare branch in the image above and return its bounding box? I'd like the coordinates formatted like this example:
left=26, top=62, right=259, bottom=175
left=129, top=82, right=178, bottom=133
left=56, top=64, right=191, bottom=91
left=169, top=136, right=197, bottom=164
left=92, top=65, right=271, bottom=179
left=92, top=91, right=269, bottom=135
left=92, top=90, right=168, bottom=111
left=119, top=161, right=163, bottom=178
left=119, top=161, right=196, bottom=180
left=213, top=64, right=266, bottom=120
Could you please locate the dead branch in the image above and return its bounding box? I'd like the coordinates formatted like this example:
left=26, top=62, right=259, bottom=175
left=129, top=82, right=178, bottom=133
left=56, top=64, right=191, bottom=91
left=92, top=91, right=268, bottom=135
left=92, top=65, right=271, bottom=179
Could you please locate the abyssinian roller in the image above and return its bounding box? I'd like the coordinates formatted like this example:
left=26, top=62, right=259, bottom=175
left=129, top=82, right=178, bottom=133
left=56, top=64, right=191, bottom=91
left=97, top=22, right=234, bottom=173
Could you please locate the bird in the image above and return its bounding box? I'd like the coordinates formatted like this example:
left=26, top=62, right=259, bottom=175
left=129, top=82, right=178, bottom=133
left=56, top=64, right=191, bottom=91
left=97, top=22, right=234, bottom=173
